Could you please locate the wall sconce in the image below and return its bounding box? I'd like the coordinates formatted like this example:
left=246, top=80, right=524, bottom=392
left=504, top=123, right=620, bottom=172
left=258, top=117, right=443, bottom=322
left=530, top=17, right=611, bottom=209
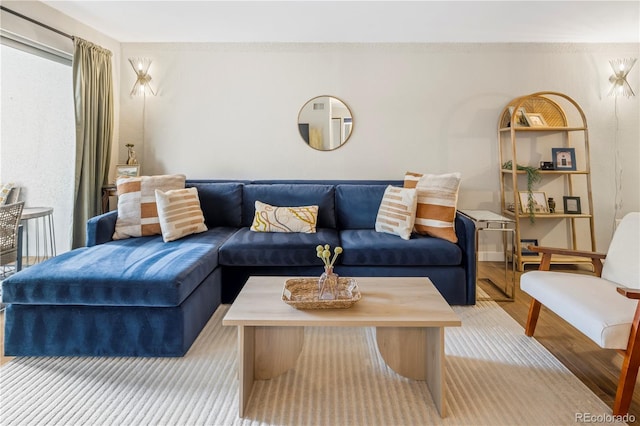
left=608, top=58, right=636, bottom=98
left=129, top=57, right=156, bottom=96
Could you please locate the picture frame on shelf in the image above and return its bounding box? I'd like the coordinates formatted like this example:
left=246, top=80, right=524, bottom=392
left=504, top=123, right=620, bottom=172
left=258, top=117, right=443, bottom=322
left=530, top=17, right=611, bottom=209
left=520, top=238, right=539, bottom=256
left=551, top=148, right=576, bottom=171
left=518, top=191, right=549, bottom=214
left=115, top=164, right=140, bottom=178
left=526, top=113, right=547, bottom=127
left=508, top=106, right=530, bottom=127
left=563, top=196, right=582, bottom=214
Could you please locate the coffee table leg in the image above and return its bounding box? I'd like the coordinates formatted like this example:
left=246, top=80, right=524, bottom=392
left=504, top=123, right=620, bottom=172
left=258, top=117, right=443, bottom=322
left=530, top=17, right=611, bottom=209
left=238, top=326, right=255, bottom=417
left=376, top=327, right=446, bottom=417
left=237, top=325, right=304, bottom=417
left=255, top=326, right=304, bottom=379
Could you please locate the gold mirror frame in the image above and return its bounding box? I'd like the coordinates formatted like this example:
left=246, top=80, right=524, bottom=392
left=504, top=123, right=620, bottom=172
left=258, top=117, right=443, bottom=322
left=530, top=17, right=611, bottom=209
left=297, top=96, right=353, bottom=151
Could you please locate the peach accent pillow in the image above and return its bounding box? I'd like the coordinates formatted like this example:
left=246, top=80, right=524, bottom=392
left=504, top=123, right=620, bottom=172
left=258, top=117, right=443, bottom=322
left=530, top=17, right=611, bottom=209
left=155, top=187, right=207, bottom=242
left=374, top=186, right=418, bottom=240
left=404, top=171, right=461, bottom=243
left=113, top=174, right=186, bottom=240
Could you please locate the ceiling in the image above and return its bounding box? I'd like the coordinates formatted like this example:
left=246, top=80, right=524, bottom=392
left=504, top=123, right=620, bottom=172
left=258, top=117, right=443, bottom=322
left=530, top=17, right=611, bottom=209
left=42, top=1, right=639, bottom=43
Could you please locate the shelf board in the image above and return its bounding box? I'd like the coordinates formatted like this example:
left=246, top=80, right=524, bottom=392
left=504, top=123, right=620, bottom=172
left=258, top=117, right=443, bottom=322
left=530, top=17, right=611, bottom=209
left=499, top=126, right=586, bottom=132
left=501, top=169, right=589, bottom=175
left=518, top=254, right=596, bottom=268
left=501, top=210, right=592, bottom=219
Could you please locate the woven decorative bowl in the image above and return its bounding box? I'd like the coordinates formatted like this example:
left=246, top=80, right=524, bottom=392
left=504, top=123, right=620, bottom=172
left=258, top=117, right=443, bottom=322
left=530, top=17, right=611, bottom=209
left=282, top=277, right=361, bottom=310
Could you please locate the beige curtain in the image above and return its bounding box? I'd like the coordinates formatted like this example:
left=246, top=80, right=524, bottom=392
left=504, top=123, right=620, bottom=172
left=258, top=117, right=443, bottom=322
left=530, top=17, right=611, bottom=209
left=71, top=38, right=114, bottom=248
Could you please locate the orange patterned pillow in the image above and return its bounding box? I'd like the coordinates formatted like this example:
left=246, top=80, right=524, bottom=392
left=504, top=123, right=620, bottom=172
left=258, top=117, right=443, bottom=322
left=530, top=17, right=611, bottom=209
left=404, top=171, right=461, bottom=243
left=113, top=174, right=186, bottom=240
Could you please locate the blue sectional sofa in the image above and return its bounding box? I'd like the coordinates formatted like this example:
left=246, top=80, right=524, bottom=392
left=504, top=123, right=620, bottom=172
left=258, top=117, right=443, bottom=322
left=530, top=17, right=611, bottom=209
left=2, top=179, right=476, bottom=357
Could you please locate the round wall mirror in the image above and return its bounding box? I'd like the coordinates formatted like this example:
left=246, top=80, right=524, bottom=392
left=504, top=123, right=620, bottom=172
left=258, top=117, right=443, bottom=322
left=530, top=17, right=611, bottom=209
left=297, top=96, right=353, bottom=151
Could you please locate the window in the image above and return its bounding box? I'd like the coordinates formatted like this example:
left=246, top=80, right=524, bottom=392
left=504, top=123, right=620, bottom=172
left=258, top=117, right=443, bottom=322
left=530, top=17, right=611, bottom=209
left=0, top=44, right=75, bottom=254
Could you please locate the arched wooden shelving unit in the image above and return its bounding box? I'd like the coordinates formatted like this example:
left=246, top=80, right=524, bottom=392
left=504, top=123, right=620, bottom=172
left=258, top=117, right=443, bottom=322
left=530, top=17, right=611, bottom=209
left=498, top=91, right=596, bottom=271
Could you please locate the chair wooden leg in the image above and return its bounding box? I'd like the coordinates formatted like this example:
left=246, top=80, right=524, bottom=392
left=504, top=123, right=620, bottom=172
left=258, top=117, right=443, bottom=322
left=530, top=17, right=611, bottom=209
left=613, top=304, right=640, bottom=415
left=525, top=299, right=542, bottom=337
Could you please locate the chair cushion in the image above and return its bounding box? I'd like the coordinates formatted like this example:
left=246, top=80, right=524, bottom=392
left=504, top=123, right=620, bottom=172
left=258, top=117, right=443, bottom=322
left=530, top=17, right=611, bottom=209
left=2, top=227, right=237, bottom=307
left=339, top=229, right=462, bottom=266
left=602, top=212, right=640, bottom=289
left=521, top=270, right=638, bottom=349
left=219, top=227, right=340, bottom=266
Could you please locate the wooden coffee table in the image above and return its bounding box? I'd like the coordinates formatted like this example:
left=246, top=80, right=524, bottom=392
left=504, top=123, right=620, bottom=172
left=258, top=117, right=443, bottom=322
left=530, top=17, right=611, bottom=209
left=222, top=276, right=461, bottom=417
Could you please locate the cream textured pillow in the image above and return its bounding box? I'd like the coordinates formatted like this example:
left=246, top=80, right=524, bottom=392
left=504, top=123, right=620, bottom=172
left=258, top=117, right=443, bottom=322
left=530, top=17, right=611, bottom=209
left=113, top=174, right=186, bottom=240
left=0, top=182, right=14, bottom=205
left=374, top=185, right=418, bottom=240
left=155, top=187, right=208, bottom=242
left=251, top=201, right=318, bottom=233
left=404, top=171, right=461, bottom=243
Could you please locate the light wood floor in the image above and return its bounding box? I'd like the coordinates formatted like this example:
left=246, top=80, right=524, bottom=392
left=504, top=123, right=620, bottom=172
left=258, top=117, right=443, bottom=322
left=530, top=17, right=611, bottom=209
left=1, top=263, right=639, bottom=418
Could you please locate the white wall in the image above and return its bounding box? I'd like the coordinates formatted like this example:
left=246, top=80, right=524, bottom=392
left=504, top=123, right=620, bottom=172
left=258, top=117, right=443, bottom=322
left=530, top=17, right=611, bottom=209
left=119, top=42, right=638, bottom=253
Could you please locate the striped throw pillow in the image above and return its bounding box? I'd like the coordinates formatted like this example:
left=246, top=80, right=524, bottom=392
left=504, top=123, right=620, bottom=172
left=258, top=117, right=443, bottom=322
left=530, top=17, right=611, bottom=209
left=404, top=171, right=461, bottom=243
left=155, top=187, right=208, bottom=242
left=112, top=174, right=186, bottom=240
left=374, top=186, right=418, bottom=240
left=251, top=201, right=318, bottom=233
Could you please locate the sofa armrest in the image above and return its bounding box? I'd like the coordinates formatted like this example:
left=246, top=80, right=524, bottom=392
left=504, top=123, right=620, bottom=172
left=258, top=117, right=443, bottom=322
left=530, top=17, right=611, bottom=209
left=455, top=212, right=477, bottom=304
left=86, top=210, right=117, bottom=247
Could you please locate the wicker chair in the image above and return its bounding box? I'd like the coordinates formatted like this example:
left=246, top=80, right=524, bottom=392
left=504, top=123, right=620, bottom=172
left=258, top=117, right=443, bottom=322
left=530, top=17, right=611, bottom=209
left=0, top=201, right=25, bottom=274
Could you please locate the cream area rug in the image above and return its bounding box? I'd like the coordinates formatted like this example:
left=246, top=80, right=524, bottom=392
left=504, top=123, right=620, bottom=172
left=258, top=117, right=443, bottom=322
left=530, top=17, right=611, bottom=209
left=1, top=298, right=625, bottom=425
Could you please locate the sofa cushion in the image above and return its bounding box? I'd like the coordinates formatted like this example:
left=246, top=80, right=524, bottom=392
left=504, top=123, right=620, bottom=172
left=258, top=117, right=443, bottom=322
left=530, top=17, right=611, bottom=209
left=185, top=182, right=243, bottom=228
left=219, top=227, right=341, bottom=267
left=339, top=229, right=462, bottom=266
left=155, top=187, right=208, bottom=242
left=2, top=227, right=237, bottom=307
left=113, top=174, right=186, bottom=240
left=336, top=184, right=388, bottom=229
left=242, top=184, right=336, bottom=228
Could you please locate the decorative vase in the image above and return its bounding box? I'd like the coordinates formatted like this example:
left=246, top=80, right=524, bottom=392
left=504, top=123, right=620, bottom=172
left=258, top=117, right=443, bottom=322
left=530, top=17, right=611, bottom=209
left=548, top=197, right=556, bottom=213
left=318, top=266, right=338, bottom=300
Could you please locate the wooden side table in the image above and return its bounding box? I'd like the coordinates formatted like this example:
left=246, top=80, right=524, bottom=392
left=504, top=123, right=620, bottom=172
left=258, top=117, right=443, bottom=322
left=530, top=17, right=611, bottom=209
left=459, top=210, right=516, bottom=301
left=102, top=184, right=117, bottom=213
